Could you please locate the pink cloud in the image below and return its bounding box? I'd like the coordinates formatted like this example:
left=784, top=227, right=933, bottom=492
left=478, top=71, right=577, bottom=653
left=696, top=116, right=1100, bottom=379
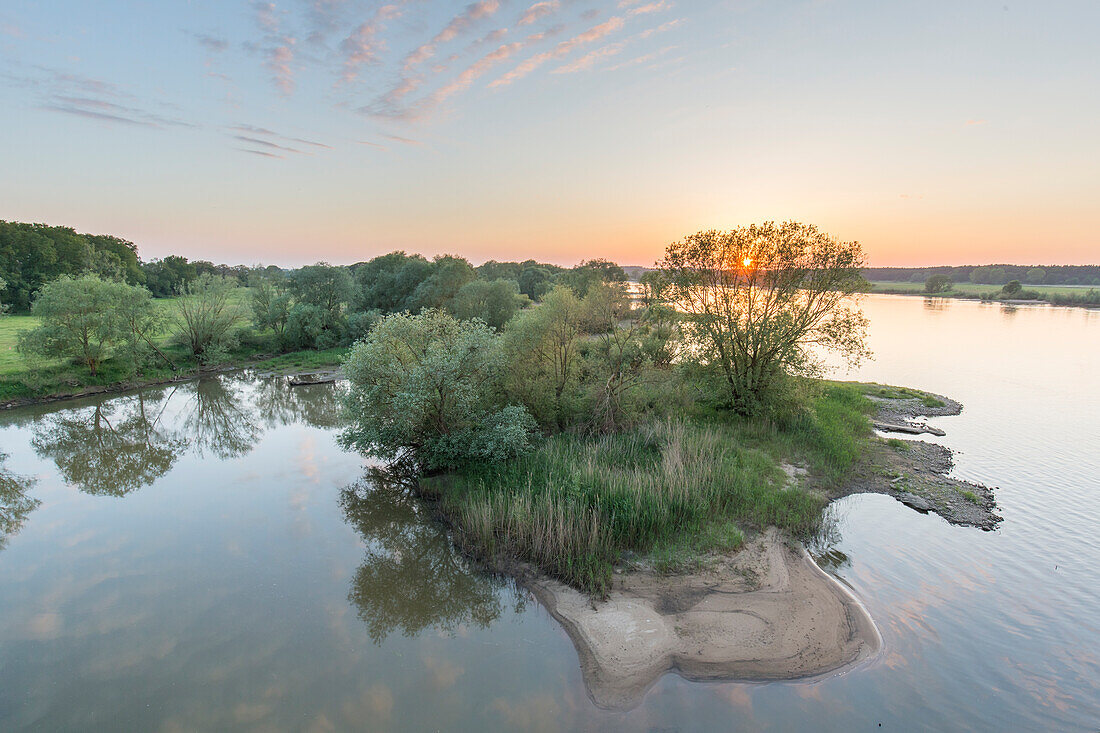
left=552, top=42, right=627, bottom=73
left=404, top=0, right=502, bottom=71
left=517, top=1, right=560, bottom=26
left=340, top=4, right=402, bottom=83
left=490, top=16, right=625, bottom=87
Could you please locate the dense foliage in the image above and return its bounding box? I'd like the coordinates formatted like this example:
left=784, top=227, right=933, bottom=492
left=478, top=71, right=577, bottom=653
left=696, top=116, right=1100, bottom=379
left=340, top=310, right=536, bottom=471
left=0, top=221, right=142, bottom=310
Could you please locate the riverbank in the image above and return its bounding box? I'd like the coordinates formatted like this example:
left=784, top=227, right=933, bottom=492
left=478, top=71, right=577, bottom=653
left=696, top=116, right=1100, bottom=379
left=0, top=346, right=346, bottom=411
left=868, top=281, right=1100, bottom=308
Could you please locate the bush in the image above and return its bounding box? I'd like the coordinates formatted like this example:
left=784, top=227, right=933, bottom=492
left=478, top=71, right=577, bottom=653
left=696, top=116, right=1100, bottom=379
left=1001, top=280, right=1023, bottom=297
left=340, top=310, right=536, bottom=471
left=924, top=273, right=952, bottom=293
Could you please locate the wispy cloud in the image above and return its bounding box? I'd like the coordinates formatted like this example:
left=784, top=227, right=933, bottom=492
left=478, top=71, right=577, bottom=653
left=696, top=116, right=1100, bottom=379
left=552, top=41, right=626, bottom=73
left=404, top=0, right=501, bottom=71
left=490, top=16, right=625, bottom=87
left=339, top=4, right=402, bottom=83
left=382, top=133, right=421, bottom=145
left=638, top=17, right=683, bottom=38
left=192, top=33, right=229, bottom=53
left=228, top=124, right=330, bottom=151
left=965, top=119, right=987, bottom=126
left=252, top=1, right=296, bottom=95
left=239, top=148, right=284, bottom=159
left=605, top=44, right=675, bottom=71
left=33, top=73, right=195, bottom=128
left=517, top=1, right=560, bottom=26
left=627, top=1, right=673, bottom=16
left=233, top=134, right=302, bottom=153
left=41, top=103, right=155, bottom=127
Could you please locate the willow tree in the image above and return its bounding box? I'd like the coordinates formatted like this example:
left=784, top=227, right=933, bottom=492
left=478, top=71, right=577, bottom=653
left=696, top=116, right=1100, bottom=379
left=660, top=221, right=870, bottom=414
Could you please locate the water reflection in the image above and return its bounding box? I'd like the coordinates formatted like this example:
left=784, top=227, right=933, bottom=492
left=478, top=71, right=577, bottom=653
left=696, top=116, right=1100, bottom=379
left=23, top=375, right=347, bottom=497
left=31, top=388, right=186, bottom=496
left=177, top=379, right=263, bottom=459
left=806, top=505, right=851, bottom=572
left=253, top=379, right=345, bottom=430
left=0, top=451, right=38, bottom=551
left=340, top=469, right=524, bottom=643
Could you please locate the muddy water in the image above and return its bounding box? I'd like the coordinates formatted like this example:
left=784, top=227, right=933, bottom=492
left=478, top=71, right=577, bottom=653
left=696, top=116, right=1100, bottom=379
left=0, top=295, right=1097, bottom=731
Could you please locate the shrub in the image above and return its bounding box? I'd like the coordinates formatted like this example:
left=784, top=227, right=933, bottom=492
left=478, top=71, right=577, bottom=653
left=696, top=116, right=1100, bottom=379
left=340, top=310, right=535, bottom=471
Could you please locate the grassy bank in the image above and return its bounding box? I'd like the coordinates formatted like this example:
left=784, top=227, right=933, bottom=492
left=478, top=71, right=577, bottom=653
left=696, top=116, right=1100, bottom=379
left=869, top=281, right=1100, bottom=306
left=422, top=383, right=874, bottom=595
left=0, top=294, right=346, bottom=404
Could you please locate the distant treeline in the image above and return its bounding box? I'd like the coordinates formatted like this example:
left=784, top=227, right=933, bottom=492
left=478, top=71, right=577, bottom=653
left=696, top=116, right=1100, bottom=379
left=862, top=265, right=1100, bottom=286
left=0, top=219, right=629, bottom=315
left=0, top=221, right=252, bottom=310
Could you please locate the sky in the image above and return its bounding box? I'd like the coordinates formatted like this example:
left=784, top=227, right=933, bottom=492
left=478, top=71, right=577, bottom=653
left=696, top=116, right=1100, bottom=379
left=1, top=0, right=1097, bottom=268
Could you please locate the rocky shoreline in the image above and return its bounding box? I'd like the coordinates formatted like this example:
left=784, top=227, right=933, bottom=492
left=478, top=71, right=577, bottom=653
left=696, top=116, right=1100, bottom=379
left=841, top=390, right=1001, bottom=530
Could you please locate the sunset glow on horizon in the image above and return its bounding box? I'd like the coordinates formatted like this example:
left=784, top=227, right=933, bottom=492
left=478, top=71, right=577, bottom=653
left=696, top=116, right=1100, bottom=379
left=2, top=1, right=1097, bottom=268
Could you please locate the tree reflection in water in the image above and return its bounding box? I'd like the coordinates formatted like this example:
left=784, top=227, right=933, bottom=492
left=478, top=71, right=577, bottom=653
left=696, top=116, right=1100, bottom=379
left=806, top=504, right=851, bottom=571
left=0, top=451, right=39, bottom=551
left=31, top=387, right=187, bottom=496
left=340, top=468, right=525, bottom=643
left=177, top=377, right=263, bottom=459
left=29, top=375, right=269, bottom=496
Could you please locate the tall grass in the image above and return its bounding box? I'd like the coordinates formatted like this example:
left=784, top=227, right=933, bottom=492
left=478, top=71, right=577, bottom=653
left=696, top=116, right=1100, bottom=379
left=425, top=388, right=872, bottom=595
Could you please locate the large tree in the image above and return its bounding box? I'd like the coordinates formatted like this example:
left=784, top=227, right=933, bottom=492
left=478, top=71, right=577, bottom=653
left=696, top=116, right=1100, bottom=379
left=660, top=222, right=870, bottom=414
left=173, top=273, right=245, bottom=363
left=17, top=275, right=152, bottom=375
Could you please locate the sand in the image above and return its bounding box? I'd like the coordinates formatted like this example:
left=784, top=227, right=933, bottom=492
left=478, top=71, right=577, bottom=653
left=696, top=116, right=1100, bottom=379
left=526, top=529, right=882, bottom=709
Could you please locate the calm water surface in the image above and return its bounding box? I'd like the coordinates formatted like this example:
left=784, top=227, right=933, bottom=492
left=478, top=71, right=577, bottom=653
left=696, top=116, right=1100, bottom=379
left=0, top=294, right=1098, bottom=731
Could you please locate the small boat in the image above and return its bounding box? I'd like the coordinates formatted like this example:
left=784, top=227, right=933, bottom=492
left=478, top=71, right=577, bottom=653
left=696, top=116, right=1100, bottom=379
left=287, top=372, right=338, bottom=387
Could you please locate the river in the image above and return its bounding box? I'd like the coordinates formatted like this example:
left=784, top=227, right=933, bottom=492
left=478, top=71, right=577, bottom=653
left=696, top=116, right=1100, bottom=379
left=0, top=294, right=1097, bottom=731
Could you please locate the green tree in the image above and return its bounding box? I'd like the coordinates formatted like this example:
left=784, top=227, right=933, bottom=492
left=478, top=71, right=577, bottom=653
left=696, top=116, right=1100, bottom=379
left=16, top=274, right=139, bottom=375
left=1025, top=268, right=1046, bottom=284
left=340, top=310, right=535, bottom=471
left=924, top=273, right=952, bottom=293
left=352, top=251, right=433, bottom=313
left=559, top=258, right=628, bottom=297
left=289, top=263, right=354, bottom=348
left=142, top=255, right=198, bottom=297
left=502, top=286, right=588, bottom=429
left=249, top=270, right=293, bottom=348
left=518, top=265, right=553, bottom=301
left=406, top=255, right=477, bottom=312
left=660, top=222, right=870, bottom=415
left=446, top=278, right=530, bottom=329
left=1001, top=279, right=1023, bottom=297
left=639, top=270, right=669, bottom=305
left=173, top=274, right=244, bottom=363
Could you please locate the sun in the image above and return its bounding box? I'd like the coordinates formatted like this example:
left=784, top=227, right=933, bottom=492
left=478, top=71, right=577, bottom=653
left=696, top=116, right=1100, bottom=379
left=742, top=257, right=753, bottom=268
